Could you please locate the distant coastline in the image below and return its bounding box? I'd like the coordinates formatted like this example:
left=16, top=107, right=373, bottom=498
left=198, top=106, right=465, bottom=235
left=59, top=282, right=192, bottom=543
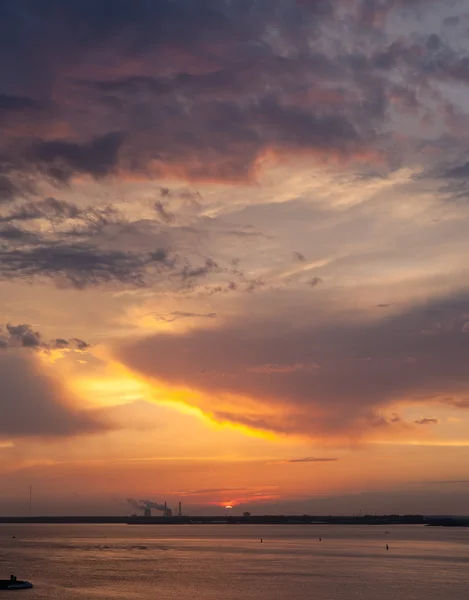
left=0, top=515, right=467, bottom=526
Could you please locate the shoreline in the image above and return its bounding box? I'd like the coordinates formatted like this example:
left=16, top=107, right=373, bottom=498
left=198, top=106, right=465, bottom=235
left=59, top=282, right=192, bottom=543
left=0, top=515, right=467, bottom=526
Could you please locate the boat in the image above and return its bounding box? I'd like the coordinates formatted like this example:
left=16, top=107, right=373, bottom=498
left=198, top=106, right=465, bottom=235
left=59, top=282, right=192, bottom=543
left=0, top=578, right=33, bottom=590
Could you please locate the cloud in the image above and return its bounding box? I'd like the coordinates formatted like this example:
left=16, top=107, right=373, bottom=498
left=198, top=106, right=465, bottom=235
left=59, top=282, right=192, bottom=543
left=2, top=0, right=467, bottom=194
left=246, top=363, right=320, bottom=374
left=0, top=324, right=90, bottom=355
left=0, top=176, right=20, bottom=203
left=414, top=417, right=439, bottom=425
left=0, top=225, right=36, bottom=241
left=0, top=241, right=169, bottom=289
left=70, top=338, right=90, bottom=351
left=174, top=487, right=253, bottom=496
left=154, top=311, right=217, bottom=323
left=0, top=351, right=106, bottom=438
left=284, top=457, right=338, bottom=463
left=441, top=397, right=469, bottom=409
left=0, top=197, right=177, bottom=288
left=180, top=258, right=219, bottom=280
left=29, top=132, right=126, bottom=182
left=5, top=324, right=41, bottom=348
left=154, top=201, right=175, bottom=225
left=0, top=94, right=41, bottom=114
left=0, top=195, right=255, bottom=290
left=423, top=480, right=469, bottom=485
left=293, top=252, right=306, bottom=262
left=444, top=163, right=469, bottom=179
left=213, top=411, right=287, bottom=435
left=0, top=197, right=80, bottom=223
left=309, top=276, right=323, bottom=288
left=116, top=292, right=469, bottom=440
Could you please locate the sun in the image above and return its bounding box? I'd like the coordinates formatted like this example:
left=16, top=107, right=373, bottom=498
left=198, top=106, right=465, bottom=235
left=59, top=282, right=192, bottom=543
left=225, top=505, right=233, bottom=509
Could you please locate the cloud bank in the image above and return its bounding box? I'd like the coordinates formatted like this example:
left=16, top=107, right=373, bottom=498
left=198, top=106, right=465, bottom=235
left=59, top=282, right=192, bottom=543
left=117, top=293, right=469, bottom=440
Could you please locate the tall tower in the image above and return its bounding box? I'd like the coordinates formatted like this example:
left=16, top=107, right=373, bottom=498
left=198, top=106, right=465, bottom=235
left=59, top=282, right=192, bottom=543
left=178, top=502, right=182, bottom=517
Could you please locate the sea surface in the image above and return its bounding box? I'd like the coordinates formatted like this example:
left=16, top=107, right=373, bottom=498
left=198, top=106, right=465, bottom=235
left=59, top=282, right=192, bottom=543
left=0, top=523, right=468, bottom=599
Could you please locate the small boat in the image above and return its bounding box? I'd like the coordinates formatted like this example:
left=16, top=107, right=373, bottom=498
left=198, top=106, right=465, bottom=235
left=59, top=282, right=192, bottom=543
left=0, top=577, right=33, bottom=590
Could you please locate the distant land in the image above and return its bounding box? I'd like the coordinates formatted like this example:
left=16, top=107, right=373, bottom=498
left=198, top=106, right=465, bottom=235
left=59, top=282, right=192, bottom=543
left=0, top=515, right=467, bottom=526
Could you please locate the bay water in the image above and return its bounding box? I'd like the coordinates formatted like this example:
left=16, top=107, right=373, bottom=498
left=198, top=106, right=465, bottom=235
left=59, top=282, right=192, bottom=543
left=0, top=524, right=467, bottom=599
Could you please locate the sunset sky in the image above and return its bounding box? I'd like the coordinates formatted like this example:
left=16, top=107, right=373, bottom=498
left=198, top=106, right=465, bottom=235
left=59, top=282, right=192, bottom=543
left=2, top=0, right=469, bottom=516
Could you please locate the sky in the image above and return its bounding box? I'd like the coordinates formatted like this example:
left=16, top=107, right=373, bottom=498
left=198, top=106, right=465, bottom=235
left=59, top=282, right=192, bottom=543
left=1, top=0, right=469, bottom=516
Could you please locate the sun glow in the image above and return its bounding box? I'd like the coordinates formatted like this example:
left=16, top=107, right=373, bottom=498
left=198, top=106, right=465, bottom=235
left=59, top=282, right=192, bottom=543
left=73, top=357, right=285, bottom=440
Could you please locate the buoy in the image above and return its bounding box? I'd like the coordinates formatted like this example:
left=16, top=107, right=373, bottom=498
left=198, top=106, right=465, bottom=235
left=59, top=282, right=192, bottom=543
left=260, top=538, right=263, bottom=543
left=386, top=544, right=389, bottom=550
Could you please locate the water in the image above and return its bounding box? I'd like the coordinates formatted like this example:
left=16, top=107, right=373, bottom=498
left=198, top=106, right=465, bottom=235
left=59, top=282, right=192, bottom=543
left=0, top=524, right=468, bottom=599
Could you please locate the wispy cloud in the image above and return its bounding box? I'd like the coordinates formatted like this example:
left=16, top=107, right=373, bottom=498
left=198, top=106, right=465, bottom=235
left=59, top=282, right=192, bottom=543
left=272, top=457, right=339, bottom=464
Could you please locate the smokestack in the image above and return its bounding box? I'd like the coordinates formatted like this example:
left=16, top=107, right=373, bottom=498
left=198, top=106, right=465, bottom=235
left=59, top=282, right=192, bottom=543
left=178, top=502, right=182, bottom=517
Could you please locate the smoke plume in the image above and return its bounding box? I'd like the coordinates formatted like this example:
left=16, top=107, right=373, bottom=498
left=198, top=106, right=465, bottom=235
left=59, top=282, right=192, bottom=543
left=127, top=498, right=166, bottom=512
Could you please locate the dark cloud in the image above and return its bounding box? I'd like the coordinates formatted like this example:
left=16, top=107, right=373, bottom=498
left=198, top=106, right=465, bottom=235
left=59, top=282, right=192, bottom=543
left=51, top=337, right=90, bottom=351
left=29, top=132, right=126, bottom=182
left=0, top=225, right=36, bottom=241
left=6, top=324, right=41, bottom=348
left=116, top=293, right=469, bottom=439
left=0, top=196, right=236, bottom=289
left=286, top=457, right=338, bottom=463
left=71, top=338, right=90, bottom=351
left=424, top=480, right=469, bottom=485
left=0, top=94, right=41, bottom=114
left=180, top=258, right=219, bottom=280
left=154, top=201, right=175, bottom=224
left=0, top=323, right=90, bottom=352
left=2, top=0, right=464, bottom=192
left=309, top=276, right=323, bottom=287
left=0, top=176, right=18, bottom=203
left=414, top=417, right=439, bottom=425
left=53, top=338, right=70, bottom=349
left=0, top=242, right=168, bottom=289
left=441, top=397, right=469, bottom=409
left=293, top=251, right=306, bottom=262
left=0, top=351, right=106, bottom=437
left=175, top=487, right=253, bottom=496
left=154, top=311, right=217, bottom=323
left=0, top=198, right=170, bottom=288
left=0, top=174, right=35, bottom=204
left=0, top=197, right=80, bottom=223
left=444, top=163, right=469, bottom=179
